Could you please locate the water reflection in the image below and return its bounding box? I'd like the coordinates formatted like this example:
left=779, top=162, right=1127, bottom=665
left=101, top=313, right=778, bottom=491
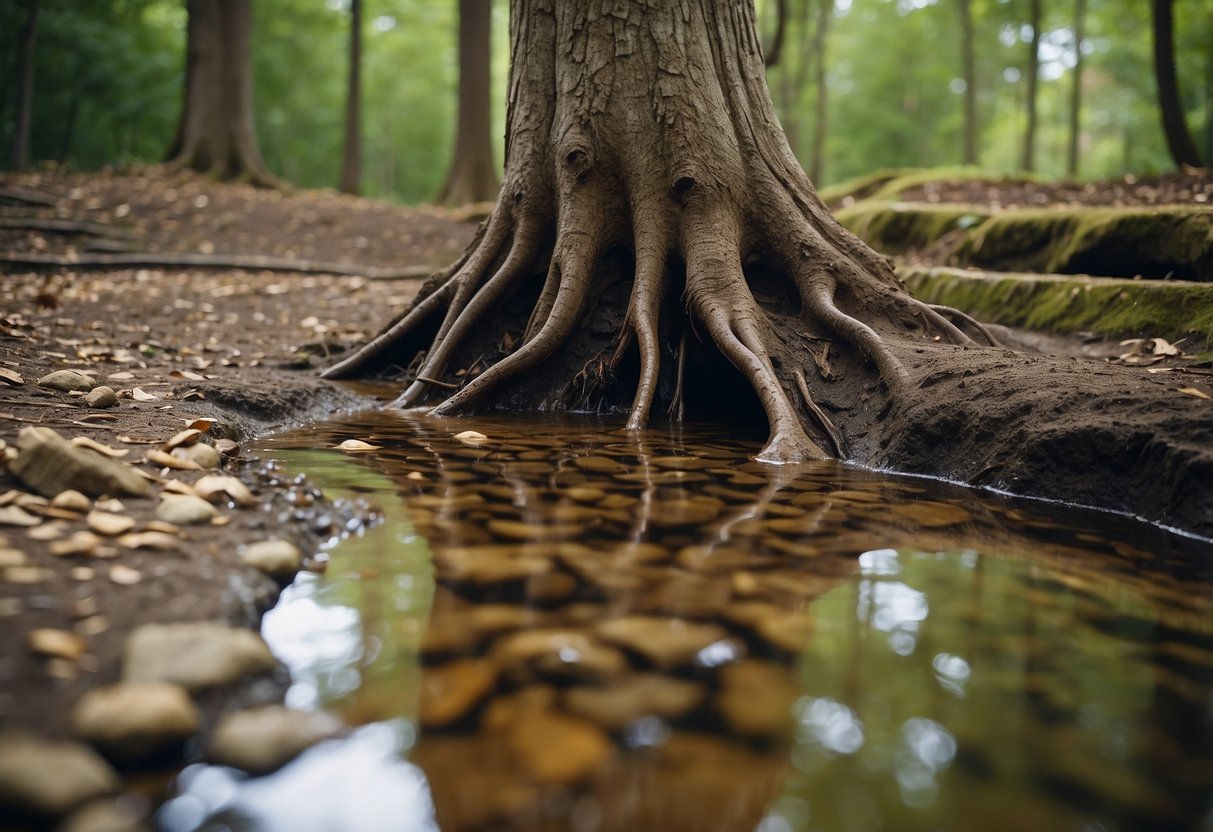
left=204, top=410, right=1213, bottom=831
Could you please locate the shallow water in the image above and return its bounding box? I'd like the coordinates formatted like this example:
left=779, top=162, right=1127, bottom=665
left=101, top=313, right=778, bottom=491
left=164, top=410, right=1213, bottom=832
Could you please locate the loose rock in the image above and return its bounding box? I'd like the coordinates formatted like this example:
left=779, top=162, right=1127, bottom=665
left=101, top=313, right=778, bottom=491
left=70, top=682, right=199, bottom=761
left=419, top=659, right=498, bottom=727
left=171, top=443, right=220, bottom=470
left=595, top=616, right=732, bottom=669
left=37, top=370, right=96, bottom=393
left=507, top=709, right=612, bottom=786
left=240, top=539, right=302, bottom=579
left=154, top=495, right=216, bottom=526
left=123, top=622, right=277, bottom=692
left=83, top=387, right=118, bottom=409
left=563, top=673, right=707, bottom=729
left=87, top=512, right=135, bottom=537
left=716, top=659, right=800, bottom=739
left=27, top=628, right=88, bottom=661
left=206, top=706, right=342, bottom=775
left=51, top=491, right=92, bottom=512
left=9, top=428, right=150, bottom=499
left=0, top=733, right=120, bottom=819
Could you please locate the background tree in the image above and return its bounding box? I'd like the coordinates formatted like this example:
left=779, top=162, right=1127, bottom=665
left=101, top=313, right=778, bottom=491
left=1066, top=0, right=1086, bottom=177
left=1151, top=0, right=1203, bottom=168
left=339, top=0, right=363, bottom=195
left=7, top=0, right=39, bottom=171
left=1021, top=0, right=1041, bottom=171
left=165, top=0, right=276, bottom=184
left=958, top=0, right=979, bottom=165
left=435, top=0, right=499, bottom=205
left=808, top=0, right=832, bottom=184
left=325, top=0, right=993, bottom=464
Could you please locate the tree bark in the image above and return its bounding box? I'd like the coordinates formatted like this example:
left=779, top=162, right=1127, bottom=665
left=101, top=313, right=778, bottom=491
left=808, top=0, right=832, bottom=184
left=1151, top=0, right=1203, bottom=168
left=165, top=0, right=278, bottom=185
left=7, top=0, right=38, bottom=171
left=436, top=0, right=500, bottom=206
left=1066, top=0, right=1085, bottom=178
left=1021, top=0, right=1041, bottom=172
left=339, top=0, right=363, bottom=195
left=327, top=0, right=993, bottom=464
left=958, top=0, right=979, bottom=166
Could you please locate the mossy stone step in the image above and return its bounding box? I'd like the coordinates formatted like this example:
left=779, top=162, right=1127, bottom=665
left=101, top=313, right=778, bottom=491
left=902, top=266, right=1213, bottom=350
left=836, top=203, right=1213, bottom=281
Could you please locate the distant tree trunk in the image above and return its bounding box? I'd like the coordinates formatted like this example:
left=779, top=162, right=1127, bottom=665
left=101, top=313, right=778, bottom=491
left=339, top=0, right=362, bottom=195
left=1205, top=40, right=1213, bottom=165
left=763, top=0, right=788, bottom=67
left=436, top=0, right=499, bottom=206
left=1021, top=0, right=1041, bottom=172
left=808, top=0, right=832, bottom=184
left=1066, top=0, right=1085, bottom=178
left=7, top=0, right=38, bottom=171
left=58, top=93, right=79, bottom=163
left=165, top=0, right=278, bottom=185
left=1151, top=0, right=1203, bottom=168
left=958, top=0, right=978, bottom=166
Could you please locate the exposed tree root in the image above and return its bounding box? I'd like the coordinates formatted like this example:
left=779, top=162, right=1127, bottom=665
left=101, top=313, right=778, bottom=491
left=323, top=1, right=996, bottom=464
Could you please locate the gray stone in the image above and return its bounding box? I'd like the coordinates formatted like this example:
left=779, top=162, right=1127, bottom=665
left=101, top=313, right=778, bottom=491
left=207, top=706, right=342, bottom=775
left=70, top=682, right=199, bottom=761
left=83, top=387, right=118, bottom=409
left=9, top=427, right=150, bottom=499
left=123, top=622, right=277, bottom=692
left=171, top=443, right=220, bottom=470
left=239, top=540, right=303, bottom=580
left=0, top=733, right=120, bottom=819
left=153, top=495, right=216, bottom=526
left=37, top=370, right=96, bottom=393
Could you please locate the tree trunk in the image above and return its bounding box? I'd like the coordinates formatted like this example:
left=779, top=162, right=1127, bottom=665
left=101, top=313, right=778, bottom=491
left=7, top=0, right=38, bottom=171
left=339, top=0, right=362, bottom=195
left=808, top=0, right=832, bottom=184
left=1066, top=0, right=1085, bottom=178
left=326, top=0, right=993, bottom=464
left=1021, top=0, right=1041, bottom=172
left=165, top=0, right=278, bottom=186
left=1151, top=0, right=1203, bottom=168
left=958, top=0, right=979, bottom=166
left=436, top=0, right=500, bottom=206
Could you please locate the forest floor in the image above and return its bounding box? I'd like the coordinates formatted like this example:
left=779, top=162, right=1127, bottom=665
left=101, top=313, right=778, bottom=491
left=0, top=167, right=1210, bottom=827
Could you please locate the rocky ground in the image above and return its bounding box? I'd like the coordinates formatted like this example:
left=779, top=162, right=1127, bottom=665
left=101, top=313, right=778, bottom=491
left=0, top=167, right=1210, bottom=830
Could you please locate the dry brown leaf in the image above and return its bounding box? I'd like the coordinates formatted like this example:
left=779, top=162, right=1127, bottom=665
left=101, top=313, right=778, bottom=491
left=27, top=522, right=67, bottom=541
left=186, top=418, right=216, bottom=433
left=1178, top=387, right=1211, bottom=400
left=146, top=448, right=202, bottom=470
left=117, top=531, right=179, bottom=550
left=107, top=371, right=135, bottom=381
left=163, top=429, right=202, bottom=450
left=161, top=480, right=199, bottom=497
left=69, top=436, right=130, bottom=458
left=0, top=506, right=41, bottom=527
left=0, top=490, right=20, bottom=507
left=27, top=628, right=87, bottom=660
left=49, top=531, right=102, bottom=557
left=50, top=490, right=92, bottom=512
left=94, top=498, right=126, bottom=513
left=131, top=387, right=157, bottom=402
left=194, top=475, right=256, bottom=506
left=337, top=439, right=380, bottom=451
left=170, top=369, right=207, bottom=381
left=87, top=511, right=136, bottom=537
left=0, top=368, right=23, bottom=385
left=117, top=435, right=160, bottom=445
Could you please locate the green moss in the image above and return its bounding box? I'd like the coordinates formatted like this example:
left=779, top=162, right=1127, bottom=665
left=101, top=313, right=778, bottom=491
left=834, top=202, right=990, bottom=254
left=818, top=168, right=916, bottom=207
left=902, top=266, right=1213, bottom=349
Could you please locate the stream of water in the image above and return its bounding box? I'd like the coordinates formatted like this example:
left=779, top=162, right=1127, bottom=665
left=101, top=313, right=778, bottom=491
left=161, top=410, right=1213, bottom=832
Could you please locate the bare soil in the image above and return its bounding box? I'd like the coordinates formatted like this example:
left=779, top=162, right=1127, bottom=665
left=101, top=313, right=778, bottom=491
left=0, top=168, right=1210, bottom=792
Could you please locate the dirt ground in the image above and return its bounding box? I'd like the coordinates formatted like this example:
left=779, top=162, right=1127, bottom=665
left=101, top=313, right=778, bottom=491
left=0, top=167, right=1211, bottom=824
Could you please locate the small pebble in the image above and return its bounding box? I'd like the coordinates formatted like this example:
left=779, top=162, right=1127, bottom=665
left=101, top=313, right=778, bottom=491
left=37, top=370, right=96, bottom=393
left=240, top=540, right=303, bottom=580
left=70, top=682, right=199, bottom=762
left=154, top=495, right=216, bottom=526
left=83, top=386, right=118, bottom=409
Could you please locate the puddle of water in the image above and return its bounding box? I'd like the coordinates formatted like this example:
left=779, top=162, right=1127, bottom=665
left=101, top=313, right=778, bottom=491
left=165, top=411, right=1213, bottom=832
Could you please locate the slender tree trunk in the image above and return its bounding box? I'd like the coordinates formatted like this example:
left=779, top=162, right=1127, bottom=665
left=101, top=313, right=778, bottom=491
left=339, top=0, right=363, bottom=195
left=1066, top=0, right=1085, bottom=178
left=958, top=0, right=978, bottom=166
left=436, top=0, right=499, bottom=206
left=1204, top=28, right=1213, bottom=166
left=809, top=0, right=832, bottom=184
left=166, top=0, right=278, bottom=185
left=1021, top=0, right=1041, bottom=172
left=1151, top=0, right=1203, bottom=168
left=58, top=93, right=79, bottom=163
left=8, top=0, right=38, bottom=171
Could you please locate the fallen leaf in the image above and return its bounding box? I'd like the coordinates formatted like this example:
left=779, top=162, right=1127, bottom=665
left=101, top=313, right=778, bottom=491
left=117, top=531, right=179, bottom=550
left=0, top=368, right=23, bottom=385
left=186, top=418, right=216, bottom=432
left=170, top=369, right=206, bottom=381
left=1178, top=387, right=1211, bottom=400
left=87, top=511, right=136, bottom=537
left=107, top=371, right=135, bottom=381
left=163, top=428, right=202, bottom=450
left=50, top=490, right=92, bottom=512
left=27, top=522, right=67, bottom=541
left=131, top=387, right=157, bottom=402
left=70, top=436, right=130, bottom=458
left=162, top=480, right=199, bottom=497
left=49, top=531, right=102, bottom=557
left=146, top=448, right=202, bottom=470
left=194, top=475, right=256, bottom=506
left=337, top=439, right=380, bottom=451
left=94, top=498, right=125, bottom=513
left=0, top=506, right=41, bottom=527
left=27, top=628, right=87, bottom=660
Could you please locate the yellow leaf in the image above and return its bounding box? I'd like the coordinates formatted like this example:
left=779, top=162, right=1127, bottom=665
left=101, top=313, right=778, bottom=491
left=1177, top=387, right=1211, bottom=400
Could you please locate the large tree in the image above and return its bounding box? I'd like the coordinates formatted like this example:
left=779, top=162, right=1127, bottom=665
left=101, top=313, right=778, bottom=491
left=6, top=0, right=38, bottom=171
left=165, top=0, right=277, bottom=185
left=1021, top=0, right=1041, bottom=172
left=325, top=0, right=991, bottom=464
left=1151, top=0, right=1203, bottom=168
left=435, top=0, right=499, bottom=205
left=339, top=0, right=363, bottom=195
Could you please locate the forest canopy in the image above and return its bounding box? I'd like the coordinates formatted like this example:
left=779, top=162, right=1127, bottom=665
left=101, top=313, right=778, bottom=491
left=1, top=0, right=1210, bottom=201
